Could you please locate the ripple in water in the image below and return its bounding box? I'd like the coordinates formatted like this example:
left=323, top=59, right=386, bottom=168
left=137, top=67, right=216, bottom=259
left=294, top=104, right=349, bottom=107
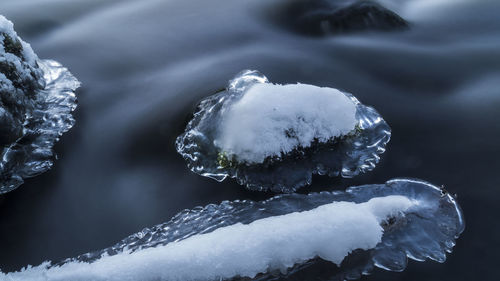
left=2, top=178, right=463, bottom=281
left=176, top=70, right=391, bottom=192
left=0, top=16, right=80, bottom=194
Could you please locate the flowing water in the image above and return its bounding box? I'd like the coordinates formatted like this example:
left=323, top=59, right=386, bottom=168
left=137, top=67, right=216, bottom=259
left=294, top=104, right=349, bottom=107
left=0, top=0, right=499, bottom=280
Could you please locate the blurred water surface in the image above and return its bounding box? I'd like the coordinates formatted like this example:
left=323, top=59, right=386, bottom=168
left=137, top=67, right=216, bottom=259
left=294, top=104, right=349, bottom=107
left=0, top=0, right=499, bottom=280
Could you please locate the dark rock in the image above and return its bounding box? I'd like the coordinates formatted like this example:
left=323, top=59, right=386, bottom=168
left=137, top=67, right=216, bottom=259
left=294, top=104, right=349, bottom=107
left=269, top=0, right=409, bottom=37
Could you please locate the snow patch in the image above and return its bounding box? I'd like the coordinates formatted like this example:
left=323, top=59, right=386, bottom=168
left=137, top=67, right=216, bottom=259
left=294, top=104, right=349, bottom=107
left=1, top=196, right=412, bottom=281
left=0, top=15, right=38, bottom=65
left=215, top=82, right=358, bottom=163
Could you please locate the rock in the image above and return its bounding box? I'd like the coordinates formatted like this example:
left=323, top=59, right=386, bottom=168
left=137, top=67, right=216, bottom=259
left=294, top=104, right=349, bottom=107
left=271, top=0, right=409, bottom=36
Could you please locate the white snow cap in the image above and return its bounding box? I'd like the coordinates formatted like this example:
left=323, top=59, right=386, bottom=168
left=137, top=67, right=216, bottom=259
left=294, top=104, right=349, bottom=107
left=0, top=15, right=38, bottom=65
left=1, top=195, right=413, bottom=281
left=215, top=82, right=358, bottom=163
left=0, top=16, right=17, bottom=43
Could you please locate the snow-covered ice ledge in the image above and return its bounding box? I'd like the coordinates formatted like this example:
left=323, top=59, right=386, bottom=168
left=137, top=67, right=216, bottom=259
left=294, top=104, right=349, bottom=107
left=176, top=70, right=391, bottom=192
left=1, top=179, right=464, bottom=281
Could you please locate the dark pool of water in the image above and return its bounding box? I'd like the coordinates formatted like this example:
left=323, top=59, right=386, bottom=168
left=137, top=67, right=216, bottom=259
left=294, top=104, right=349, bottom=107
left=0, top=0, right=499, bottom=280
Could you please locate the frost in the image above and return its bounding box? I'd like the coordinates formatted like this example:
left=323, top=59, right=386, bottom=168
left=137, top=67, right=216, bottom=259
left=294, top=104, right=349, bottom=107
left=0, top=178, right=464, bottom=281
left=176, top=70, right=391, bottom=192
left=0, top=16, right=79, bottom=194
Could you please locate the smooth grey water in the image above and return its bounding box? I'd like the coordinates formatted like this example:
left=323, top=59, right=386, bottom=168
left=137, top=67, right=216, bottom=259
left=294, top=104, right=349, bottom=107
left=0, top=0, right=499, bottom=280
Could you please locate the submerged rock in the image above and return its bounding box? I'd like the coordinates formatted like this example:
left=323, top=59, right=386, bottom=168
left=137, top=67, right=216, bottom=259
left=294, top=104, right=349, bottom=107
left=0, top=16, right=79, bottom=194
left=176, top=70, right=391, bottom=192
left=1, top=179, right=464, bottom=281
left=269, top=0, right=409, bottom=36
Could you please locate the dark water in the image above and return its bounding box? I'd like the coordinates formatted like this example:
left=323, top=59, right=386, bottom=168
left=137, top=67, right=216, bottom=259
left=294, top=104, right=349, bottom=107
left=0, top=0, right=499, bottom=280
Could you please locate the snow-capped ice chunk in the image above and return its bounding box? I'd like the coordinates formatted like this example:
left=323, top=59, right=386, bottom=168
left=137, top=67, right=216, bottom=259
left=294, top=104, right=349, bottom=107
left=216, top=82, right=358, bottom=164
left=176, top=70, right=391, bottom=192
left=0, top=16, right=79, bottom=194
left=0, top=179, right=464, bottom=281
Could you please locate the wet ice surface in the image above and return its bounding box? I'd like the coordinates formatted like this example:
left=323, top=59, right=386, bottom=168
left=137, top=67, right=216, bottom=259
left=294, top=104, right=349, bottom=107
left=0, top=16, right=79, bottom=194
left=0, top=15, right=79, bottom=194
left=1, top=179, right=463, bottom=281
left=177, top=70, right=390, bottom=192
left=0, top=59, right=79, bottom=194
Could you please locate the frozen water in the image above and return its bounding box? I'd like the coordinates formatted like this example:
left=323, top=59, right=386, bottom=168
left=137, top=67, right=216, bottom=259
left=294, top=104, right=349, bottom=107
left=2, top=196, right=413, bottom=281
left=0, top=178, right=464, bottom=281
left=0, top=59, right=79, bottom=194
left=0, top=16, right=79, bottom=194
left=176, top=70, right=391, bottom=192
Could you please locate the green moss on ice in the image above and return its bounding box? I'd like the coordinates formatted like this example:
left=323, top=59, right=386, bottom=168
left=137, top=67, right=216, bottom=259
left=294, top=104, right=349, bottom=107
left=217, top=151, right=238, bottom=169
left=2, top=33, right=23, bottom=58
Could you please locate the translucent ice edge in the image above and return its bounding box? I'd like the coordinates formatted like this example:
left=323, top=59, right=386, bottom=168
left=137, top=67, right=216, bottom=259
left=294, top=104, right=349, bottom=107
left=0, top=60, right=79, bottom=194
left=176, top=70, right=391, bottom=192
left=0, top=178, right=464, bottom=281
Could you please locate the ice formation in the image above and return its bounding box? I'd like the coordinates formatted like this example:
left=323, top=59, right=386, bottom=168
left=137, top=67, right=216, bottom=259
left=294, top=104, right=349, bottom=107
left=0, top=178, right=464, bottom=281
left=176, top=70, right=391, bottom=192
left=216, top=82, right=358, bottom=164
left=0, top=16, right=79, bottom=194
